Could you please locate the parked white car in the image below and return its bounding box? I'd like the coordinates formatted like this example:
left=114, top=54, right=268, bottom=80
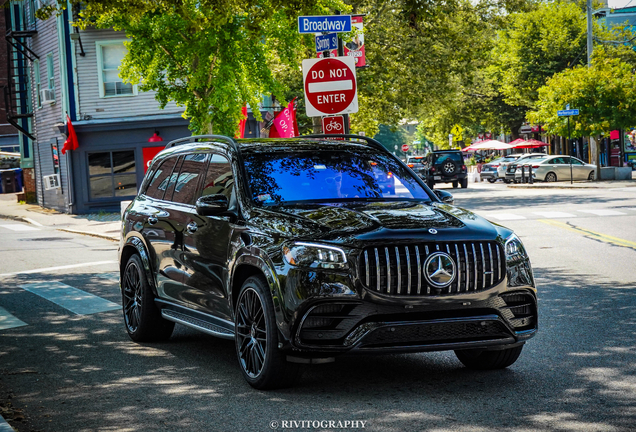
left=515, top=155, right=596, bottom=182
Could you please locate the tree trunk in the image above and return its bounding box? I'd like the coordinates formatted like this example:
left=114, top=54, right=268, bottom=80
left=590, top=135, right=600, bottom=182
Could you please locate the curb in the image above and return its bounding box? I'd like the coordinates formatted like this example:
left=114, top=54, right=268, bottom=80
left=507, top=183, right=636, bottom=189
left=57, top=228, right=119, bottom=242
left=0, top=215, right=31, bottom=224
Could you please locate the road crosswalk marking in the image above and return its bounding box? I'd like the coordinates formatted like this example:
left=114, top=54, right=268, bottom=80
left=578, top=209, right=626, bottom=216
left=20, top=281, right=119, bottom=315
left=485, top=213, right=527, bottom=221
left=0, top=306, right=27, bottom=330
left=0, top=224, right=40, bottom=232
left=532, top=211, right=577, bottom=218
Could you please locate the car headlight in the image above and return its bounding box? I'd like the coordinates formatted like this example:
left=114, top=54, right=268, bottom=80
left=505, top=233, right=528, bottom=263
left=282, top=242, right=348, bottom=270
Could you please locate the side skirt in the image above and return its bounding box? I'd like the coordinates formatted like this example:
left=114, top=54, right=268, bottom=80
left=156, top=300, right=235, bottom=340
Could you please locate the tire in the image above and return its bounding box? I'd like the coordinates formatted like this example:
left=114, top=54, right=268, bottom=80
left=545, top=172, right=557, bottom=182
left=442, top=161, right=458, bottom=175
left=487, top=178, right=496, bottom=183
left=460, top=178, right=468, bottom=189
left=235, top=275, right=300, bottom=390
left=504, top=179, right=511, bottom=184
left=121, top=254, right=174, bottom=342
left=455, top=345, right=524, bottom=370
left=452, top=181, right=458, bottom=188
left=588, top=171, right=595, bottom=180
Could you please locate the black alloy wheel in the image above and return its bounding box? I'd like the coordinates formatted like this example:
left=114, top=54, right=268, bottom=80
left=235, top=276, right=300, bottom=389
left=545, top=172, right=557, bottom=182
left=122, top=254, right=174, bottom=342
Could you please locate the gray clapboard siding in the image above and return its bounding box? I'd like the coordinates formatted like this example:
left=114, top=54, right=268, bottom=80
left=76, top=28, right=183, bottom=120
left=29, top=13, right=67, bottom=211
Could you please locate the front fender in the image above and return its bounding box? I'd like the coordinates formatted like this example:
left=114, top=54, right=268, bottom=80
left=232, top=249, right=292, bottom=341
left=122, top=234, right=157, bottom=296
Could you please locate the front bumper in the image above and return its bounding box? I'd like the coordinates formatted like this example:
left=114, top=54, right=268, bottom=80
left=288, top=281, right=537, bottom=355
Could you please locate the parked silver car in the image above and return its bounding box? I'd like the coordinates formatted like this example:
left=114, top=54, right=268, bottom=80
left=480, top=156, right=519, bottom=183
left=515, top=155, right=595, bottom=182
left=504, top=153, right=548, bottom=183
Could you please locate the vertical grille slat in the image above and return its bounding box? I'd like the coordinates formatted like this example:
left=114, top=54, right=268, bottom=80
left=405, top=246, right=412, bottom=295
left=385, top=247, right=391, bottom=295
left=488, top=243, right=494, bottom=286
left=364, top=250, right=370, bottom=287
left=395, top=246, right=402, bottom=294
left=415, top=245, right=422, bottom=295
left=360, top=242, right=503, bottom=296
left=374, top=248, right=380, bottom=292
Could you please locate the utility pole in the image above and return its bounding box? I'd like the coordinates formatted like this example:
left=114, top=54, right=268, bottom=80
left=587, top=0, right=593, bottom=67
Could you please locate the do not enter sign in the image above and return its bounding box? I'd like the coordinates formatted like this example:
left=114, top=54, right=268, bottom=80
left=302, top=56, right=358, bottom=117
left=401, top=144, right=409, bottom=152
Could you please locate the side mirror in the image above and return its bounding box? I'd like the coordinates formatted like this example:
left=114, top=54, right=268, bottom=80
left=434, top=190, right=454, bottom=205
left=196, top=194, right=229, bottom=216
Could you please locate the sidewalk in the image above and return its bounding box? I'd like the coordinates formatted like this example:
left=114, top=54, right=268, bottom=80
left=0, top=193, right=121, bottom=241
left=507, top=179, right=636, bottom=189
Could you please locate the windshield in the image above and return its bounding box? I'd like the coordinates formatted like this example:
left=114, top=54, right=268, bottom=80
left=243, top=149, right=431, bottom=206
left=433, top=152, right=463, bottom=163
left=407, top=157, right=425, bottom=165
left=500, top=157, right=517, bottom=163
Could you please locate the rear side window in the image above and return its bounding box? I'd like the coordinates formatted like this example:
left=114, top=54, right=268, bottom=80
left=145, top=157, right=179, bottom=200
left=170, top=153, right=207, bottom=205
left=199, top=154, right=234, bottom=201
left=435, top=152, right=462, bottom=163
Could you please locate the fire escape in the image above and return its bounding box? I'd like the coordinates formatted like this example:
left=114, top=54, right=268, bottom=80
left=3, top=4, right=37, bottom=140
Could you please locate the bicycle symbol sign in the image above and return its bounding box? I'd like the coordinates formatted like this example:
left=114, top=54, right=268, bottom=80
left=322, top=115, right=346, bottom=136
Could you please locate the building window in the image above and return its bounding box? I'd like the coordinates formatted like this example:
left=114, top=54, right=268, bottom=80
left=46, top=53, right=54, bottom=91
left=88, top=150, right=137, bottom=199
left=96, top=41, right=137, bottom=98
left=33, top=59, right=41, bottom=108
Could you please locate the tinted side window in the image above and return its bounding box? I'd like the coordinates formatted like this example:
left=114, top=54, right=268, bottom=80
left=145, top=157, right=179, bottom=199
left=163, top=156, right=184, bottom=201
left=199, top=154, right=234, bottom=200
left=171, top=153, right=207, bottom=205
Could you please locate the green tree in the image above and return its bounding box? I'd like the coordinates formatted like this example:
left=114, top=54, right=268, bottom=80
left=59, top=0, right=348, bottom=135
left=528, top=49, right=636, bottom=173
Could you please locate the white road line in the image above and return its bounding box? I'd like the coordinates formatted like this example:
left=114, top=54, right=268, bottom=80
left=23, top=218, right=44, bottom=227
left=20, top=282, right=120, bottom=315
left=485, top=213, right=527, bottom=221
left=0, top=306, right=28, bottom=330
left=0, top=261, right=117, bottom=278
left=533, top=211, right=577, bottom=218
left=0, top=224, right=40, bottom=232
left=578, top=209, right=626, bottom=216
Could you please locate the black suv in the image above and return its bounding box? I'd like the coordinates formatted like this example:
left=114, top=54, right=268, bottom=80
left=423, top=150, right=468, bottom=188
left=119, top=134, right=537, bottom=389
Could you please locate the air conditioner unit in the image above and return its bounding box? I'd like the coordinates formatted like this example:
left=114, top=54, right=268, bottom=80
left=40, top=89, right=56, bottom=104
left=43, top=174, right=61, bottom=190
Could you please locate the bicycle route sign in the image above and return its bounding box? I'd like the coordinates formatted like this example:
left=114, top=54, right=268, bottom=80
left=322, top=115, right=346, bottom=137
left=302, top=56, right=358, bottom=117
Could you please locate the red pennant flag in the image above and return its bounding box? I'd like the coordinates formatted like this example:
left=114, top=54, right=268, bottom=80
left=61, top=114, right=78, bottom=154
left=270, top=98, right=297, bottom=138
left=235, top=106, right=248, bottom=139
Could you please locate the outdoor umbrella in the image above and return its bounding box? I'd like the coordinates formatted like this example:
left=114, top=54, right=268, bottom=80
left=470, top=140, right=514, bottom=150
left=512, top=139, right=548, bottom=149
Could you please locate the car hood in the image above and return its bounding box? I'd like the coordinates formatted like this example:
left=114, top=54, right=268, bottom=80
left=247, top=201, right=507, bottom=247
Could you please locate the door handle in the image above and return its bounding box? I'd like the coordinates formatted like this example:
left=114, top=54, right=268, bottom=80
left=147, top=215, right=158, bottom=225
left=186, top=222, right=198, bottom=233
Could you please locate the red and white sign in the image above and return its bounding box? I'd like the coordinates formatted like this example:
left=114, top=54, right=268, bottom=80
left=142, top=146, right=165, bottom=173
left=316, top=15, right=366, bottom=68
left=401, top=144, right=409, bottom=152
left=302, top=56, right=358, bottom=117
left=485, top=132, right=492, bottom=139
left=322, top=115, right=345, bottom=136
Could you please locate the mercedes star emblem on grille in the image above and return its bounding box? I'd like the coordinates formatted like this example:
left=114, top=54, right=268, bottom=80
left=423, top=252, right=456, bottom=288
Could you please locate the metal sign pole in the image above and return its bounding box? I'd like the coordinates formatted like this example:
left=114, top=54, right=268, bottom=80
left=336, top=10, right=350, bottom=134
left=568, top=116, right=573, bottom=184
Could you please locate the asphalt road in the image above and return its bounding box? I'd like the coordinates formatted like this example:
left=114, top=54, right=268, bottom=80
left=1, top=182, right=636, bottom=432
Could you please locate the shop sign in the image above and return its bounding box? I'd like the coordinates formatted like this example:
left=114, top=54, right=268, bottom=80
left=142, top=146, right=165, bottom=173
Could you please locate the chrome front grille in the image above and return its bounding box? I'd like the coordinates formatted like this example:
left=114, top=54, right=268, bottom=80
left=359, top=242, right=505, bottom=296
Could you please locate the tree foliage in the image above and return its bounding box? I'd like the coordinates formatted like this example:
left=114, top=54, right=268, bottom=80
left=528, top=48, right=636, bottom=138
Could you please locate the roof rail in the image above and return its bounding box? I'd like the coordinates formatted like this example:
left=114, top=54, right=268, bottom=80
left=302, top=134, right=387, bottom=153
left=165, top=135, right=238, bottom=151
